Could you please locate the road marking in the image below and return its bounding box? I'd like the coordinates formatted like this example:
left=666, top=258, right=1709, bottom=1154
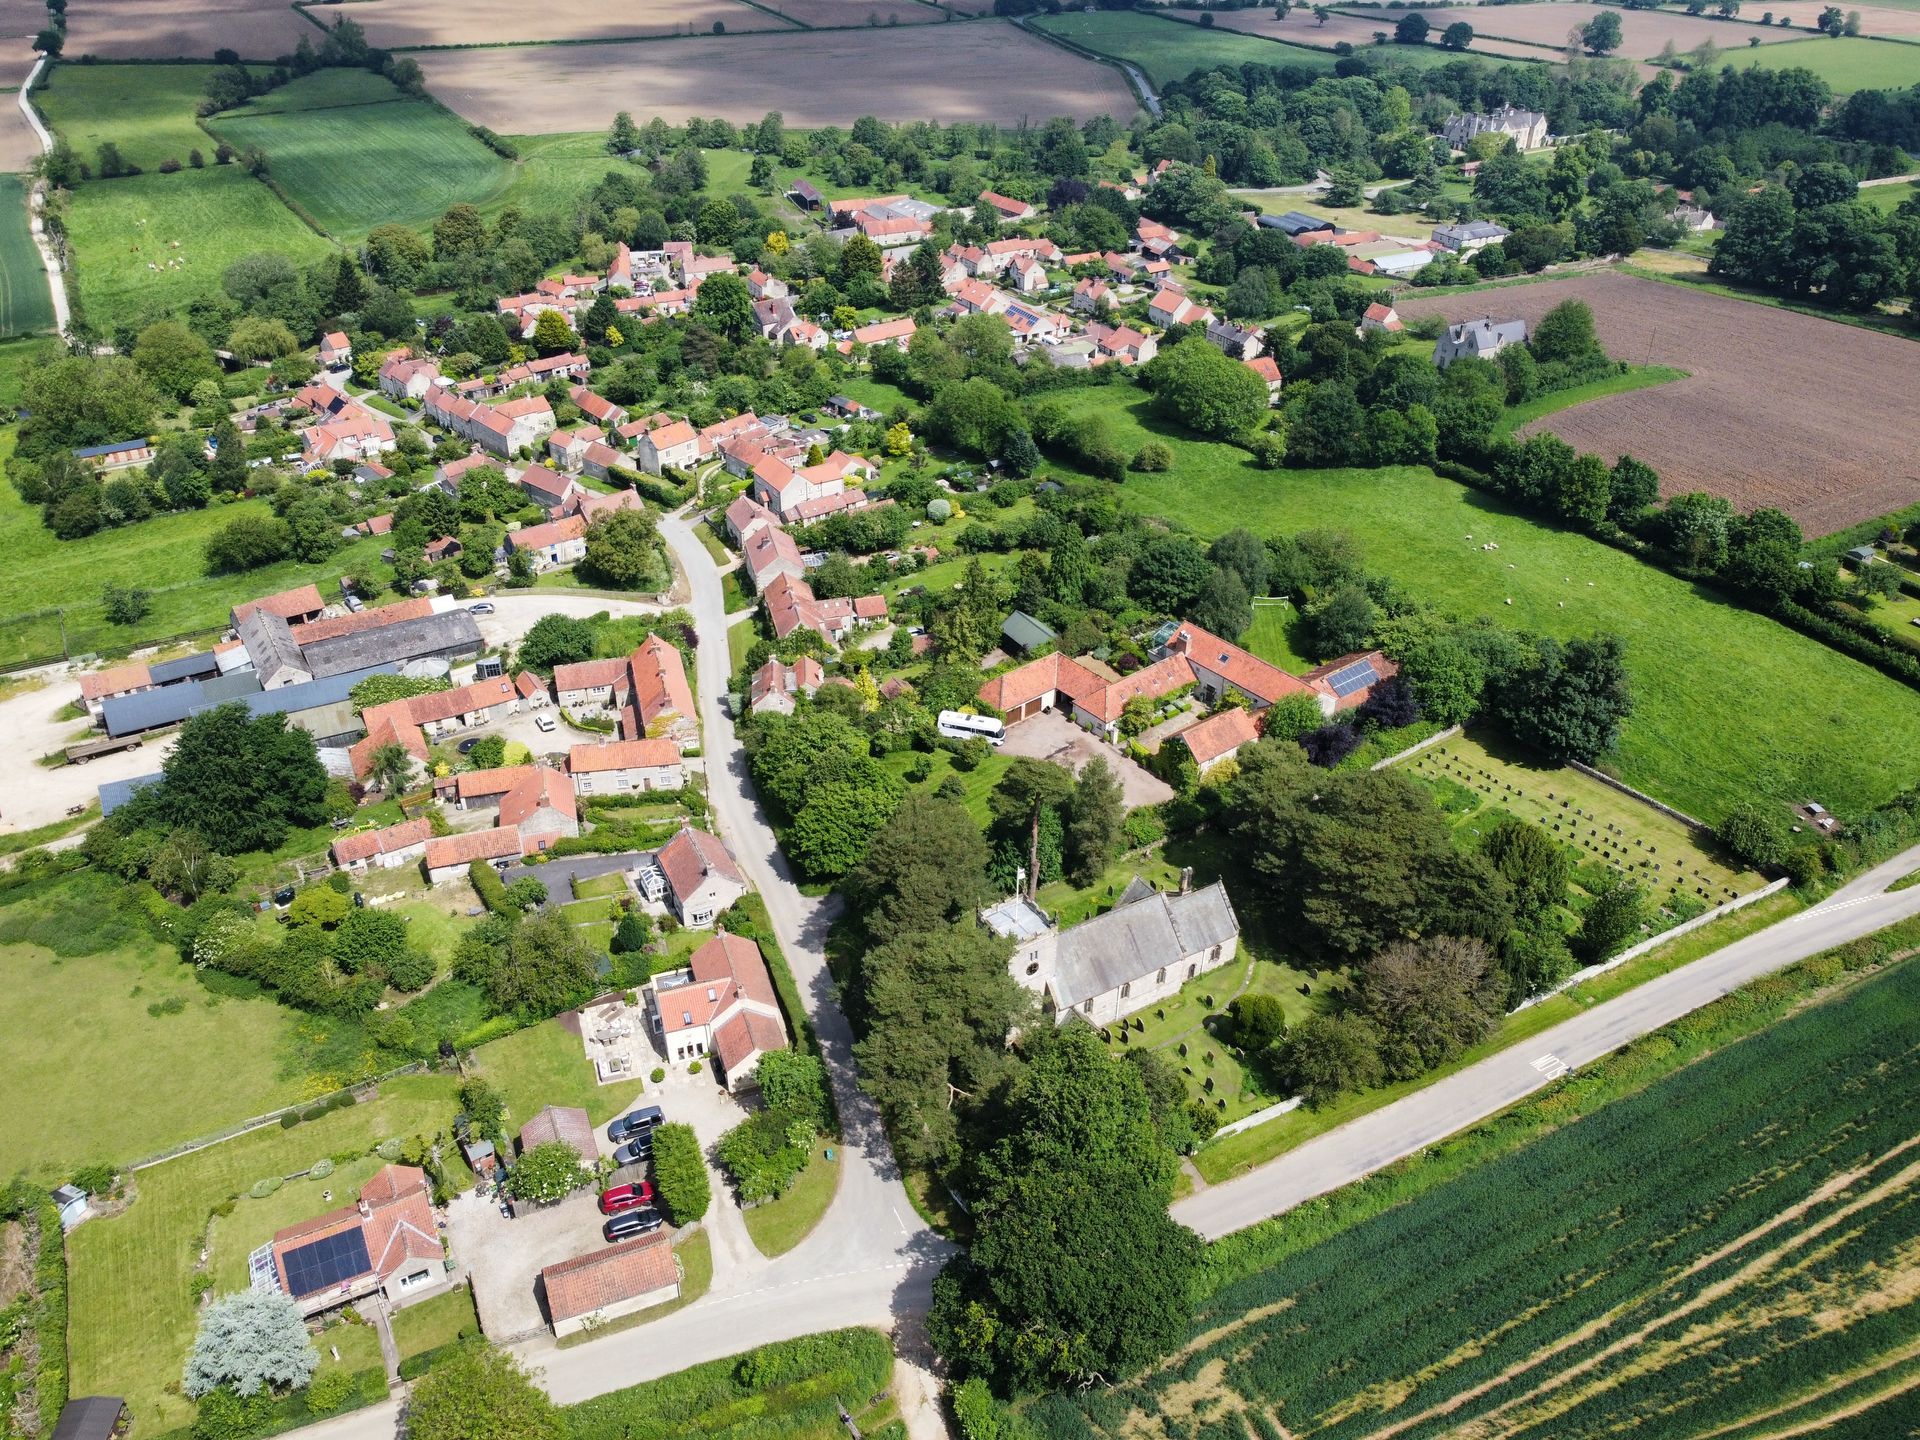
left=891, top=1206, right=906, bottom=1234
left=1794, top=894, right=1878, bottom=922
left=1531, top=1052, right=1570, bottom=1079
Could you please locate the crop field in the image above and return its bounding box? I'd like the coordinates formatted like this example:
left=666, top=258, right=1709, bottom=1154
left=1038, top=387, right=1920, bottom=824
left=35, top=63, right=233, bottom=175
left=350, top=0, right=796, bottom=49
left=1166, top=8, right=1559, bottom=62
left=1031, top=11, right=1342, bottom=85
left=417, top=21, right=1138, bottom=129
left=205, top=69, right=513, bottom=239
left=1403, top=731, right=1765, bottom=915
left=0, top=175, right=50, bottom=335
left=1722, top=34, right=1920, bottom=91
left=1415, top=0, right=1803, bottom=54
left=1759, top=0, right=1920, bottom=31
left=0, top=86, right=40, bottom=172
left=1030, top=953, right=1920, bottom=1440
left=62, top=165, right=335, bottom=322
left=63, top=0, right=314, bottom=61
left=1392, top=272, right=1920, bottom=535
left=754, top=0, right=948, bottom=25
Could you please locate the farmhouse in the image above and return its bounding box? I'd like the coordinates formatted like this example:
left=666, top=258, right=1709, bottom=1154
left=1442, top=102, right=1547, bottom=151
left=978, top=189, right=1037, bottom=223
left=648, top=930, right=789, bottom=1087
left=1432, top=220, right=1512, bottom=255
left=541, top=1235, right=679, bottom=1338
left=1434, top=317, right=1528, bottom=368
left=984, top=873, right=1242, bottom=1028
left=318, top=331, right=351, bottom=368
left=568, top=738, right=685, bottom=796
left=656, top=826, right=748, bottom=928
left=759, top=571, right=887, bottom=644
left=379, top=350, right=441, bottom=401
left=1360, top=301, right=1404, bottom=335
left=508, top=515, right=589, bottom=569
left=1159, top=620, right=1317, bottom=711
left=258, top=1164, right=448, bottom=1318
left=77, top=662, right=154, bottom=720
left=634, top=418, right=700, bottom=475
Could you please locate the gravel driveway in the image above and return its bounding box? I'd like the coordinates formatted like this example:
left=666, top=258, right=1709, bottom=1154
left=999, top=709, right=1174, bottom=808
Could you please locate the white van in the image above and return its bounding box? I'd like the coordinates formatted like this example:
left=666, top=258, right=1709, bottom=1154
left=937, top=710, right=1006, bottom=746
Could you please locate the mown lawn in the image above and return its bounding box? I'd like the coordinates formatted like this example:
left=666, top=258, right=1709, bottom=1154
left=62, top=165, right=336, bottom=323
left=1038, top=386, right=1920, bottom=824
left=66, top=1072, right=462, bottom=1433
left=468, top=1014, right=633, bottom=1135
left=742, top=1145, right=840, bottom=1258
left=388, top=1284, right=478, bottom=1360
left=206, top=71, right=510, bottom=240
left=1240, top=599, right=1310, bottom=670
left=875, top=744, right=1014, bottom=828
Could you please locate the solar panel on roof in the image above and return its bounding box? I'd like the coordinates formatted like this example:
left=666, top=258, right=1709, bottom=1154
left=1327, top=660, right=1379, bottom=698
left=279, top=1227, right=370, bottom=1298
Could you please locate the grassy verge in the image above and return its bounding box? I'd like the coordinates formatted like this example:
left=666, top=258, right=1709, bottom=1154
left=742, top=1146, right=840, bottom=1258
left=1494, top=363, right=1688, bottom=434
left=1192, top=887, right=1803, bottom=1183
left=553, top=1228, right=713, bottom=1348
left=0, top=806, right=97, bottom=857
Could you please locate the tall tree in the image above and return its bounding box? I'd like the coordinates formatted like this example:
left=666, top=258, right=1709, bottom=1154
left=990, top=759, right=1074, bottom=898
left=183, top=1291, right=317, bottom=1398
left=406, top=1344, right=560, bottom=1440
left=1064, top=758, right=1125, bottom=886
left=843, top=795, right=994, bottom=945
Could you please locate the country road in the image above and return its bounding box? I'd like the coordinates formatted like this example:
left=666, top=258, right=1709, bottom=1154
left=1173, top=841, right=1920, bottom=1239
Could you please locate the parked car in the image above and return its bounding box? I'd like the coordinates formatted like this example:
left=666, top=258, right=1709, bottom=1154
left=534, top=713, right=556, bottom=733
left=469, top=601, right=496, bottom=614
left=598, top=1181, right=656, bottom=1214
left=611, top=1138, right=653, bottom=1168
left=272, top=886, right=296, bottom=907
left=605, top=1208, right=663, bottom=1242
left=608, top=1106, right=665, bottom=1143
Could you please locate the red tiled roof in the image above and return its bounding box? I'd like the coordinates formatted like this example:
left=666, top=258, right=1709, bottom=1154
left=498, top=767, right=578, bottom=828
left=511, top=515, right=587, bottom=552
left=714, top=1008, right=788, bottom=1076
left=656, top=827, right=743, bottom=904
left=692, top=931, right=779, bottom=1011
left=569, top=738, right=680, bottom=774
left=1178, top=707, right=1261, bottom=766
left=1080, top=655, right=1195, bottom=725
left=553, top=657, right=628, bottom=693
left=629, top=635, right=694, bottom=729
left=349, top=712, right=430, bottom=780
left=519, top=1104, right=597, bottom=1165
left=330, top=817, right=432, bottom=866
left=424, top=826, right=522, bottom=868
left=291, top=597, right=434, bottom=645
left=852, top=317, right=915, bottom=344
left=78, top=661, right=151, bottom=702
left=1163, top=622, right=1311, bottom=706
left=541, top=1233, right=677, bottom=1323
left=978, top=652, right=1104, bottom=714
left=233, top=584, right=325, bottom=623
left=515, top=670, right=547, bottom=701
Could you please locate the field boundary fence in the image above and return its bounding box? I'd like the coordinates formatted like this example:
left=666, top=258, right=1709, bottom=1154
left=126, top=1062, right=431, bottom=1172
left=1568, top=758, right=1711, bottom=832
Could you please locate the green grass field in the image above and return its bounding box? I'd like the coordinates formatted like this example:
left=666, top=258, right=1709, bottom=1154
left=0, top=449, right=389, bottom=666
left=0, top=876, right=308, bottom=1185
left=1860, top=177, right=1920, bottom=212
left=62, top=165, right=335, bottom=324
left=1241, top=598, right=1310, bottom=670
left=1030, top=10, right=1340, bottom=85
left=1033, top=952, right=1920, bottom=1440
left=206, top=70, right=510, bottom=240
left=1720, top=35, right=1920, bottom=91
left=66, top=1072, right=462, bottom=1433
left=742, top=1145, right=840, bottom=1257
left=0, top=176, right=54, bottom=337
left=1040, top=387, right=1920, bottom=824
left=35, top=63, right=234, bottom=175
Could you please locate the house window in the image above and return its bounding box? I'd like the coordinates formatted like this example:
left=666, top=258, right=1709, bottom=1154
left=1082, top=999, right=1093, bottom=1014
left=1156, top=968, right=1166, bottom=985
left=399, top=1269, right=431, bottom=1290
left=1120, top=982, right=1131, bottom=999
left=1188, top=963, right=1198, bottom=979
left=1210, top=945, right=1221, bottom=962
left=691, top=909, right=712, bottom=926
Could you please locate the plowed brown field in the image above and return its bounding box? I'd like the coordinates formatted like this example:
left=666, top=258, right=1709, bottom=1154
left=1395, top=271, right=1920, bottom=535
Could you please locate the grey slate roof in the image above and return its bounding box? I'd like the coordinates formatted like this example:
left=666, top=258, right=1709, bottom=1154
left=1001, top=611, right=1056, bottom=652
left=103, top=663, right=398, bottom=737
left=148, top=651, right=220, bottom=685
left=239, top=610, right=310, bottom=688
left=1258, top=210, right=1333, bottom=236
left=98, top=772, right=162, bottom=816
left=1051, top=881, right=1240, bottom=1010
left=51, top=1397, right=126, bottom=1440
left=300, top=609, right=483, bottom=679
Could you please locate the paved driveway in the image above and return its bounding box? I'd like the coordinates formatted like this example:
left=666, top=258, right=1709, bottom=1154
left=450, top=1187, right=619, bottom=1342
left=1000, top=708, right=1174, bottom=808
left=500, top=850, right=653, bottom=901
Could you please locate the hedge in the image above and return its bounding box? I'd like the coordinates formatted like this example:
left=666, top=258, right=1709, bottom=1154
left=34, top=1198, right=68, bottom=1435
left=650, top=1123, right=711, bottom=1226
left=469, top=860, right=512, bottom=914
left=608, top=463, right=696, bottom=510
left=562, top=1329, right=893, bottom=1440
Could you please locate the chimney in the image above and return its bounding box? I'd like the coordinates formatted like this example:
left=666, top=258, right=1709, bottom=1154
left=1179, top=866, right=1193, bottom=896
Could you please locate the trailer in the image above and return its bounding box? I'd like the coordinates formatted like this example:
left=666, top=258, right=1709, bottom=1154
left=65, top=734, right=142, bottom=765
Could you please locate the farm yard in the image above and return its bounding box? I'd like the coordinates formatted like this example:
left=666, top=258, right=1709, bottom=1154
left=61, top=0, right=314, bottom=61
left=1030, top=953, right=1920, bottom=1440
left=0, top=175, right=51, bottom=336
left=347, top=0, right=797, bottom=49
left=1403, top=731, right=1765, bottom=915
left=1721, top=34, right=1920, bottom=91
left=1039, top=386, right=1920, bottom=825
left=206, top=69, right=517, bottom=239
left=61, top=165, right=335, bottom=322
left=416, top=21, right=1139, bottom=129
left=1392, top=271, right=1920, bottom=536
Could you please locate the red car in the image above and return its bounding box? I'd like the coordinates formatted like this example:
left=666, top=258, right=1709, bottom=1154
left=599, top=1182, right=656, bottom=1214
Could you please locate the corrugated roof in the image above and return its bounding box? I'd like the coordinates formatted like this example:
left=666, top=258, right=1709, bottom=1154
left=301, top=611, right=483, bottom=680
